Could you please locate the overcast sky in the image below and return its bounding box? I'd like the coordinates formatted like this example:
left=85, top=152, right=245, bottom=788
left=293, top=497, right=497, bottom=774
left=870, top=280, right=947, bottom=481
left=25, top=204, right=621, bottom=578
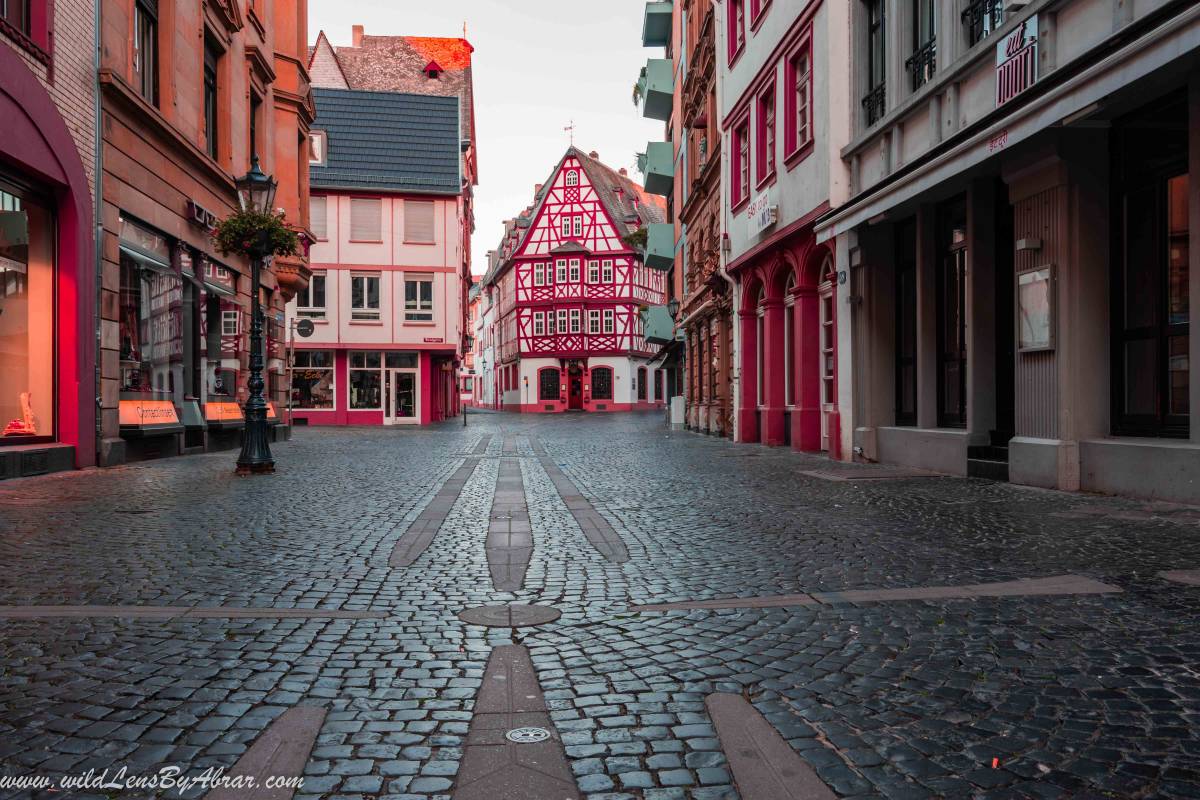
left=308, top=0, right=665, bottom=276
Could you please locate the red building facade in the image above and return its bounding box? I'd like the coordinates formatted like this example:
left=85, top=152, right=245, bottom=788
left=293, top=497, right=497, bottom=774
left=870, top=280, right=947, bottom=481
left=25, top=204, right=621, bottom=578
left=481, top=149, right=670, bottom=413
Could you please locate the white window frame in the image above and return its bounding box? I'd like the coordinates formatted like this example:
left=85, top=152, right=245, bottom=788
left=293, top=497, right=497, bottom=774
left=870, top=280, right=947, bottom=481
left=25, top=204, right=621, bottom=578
left=404, top=275, right=435, bottom=322
left=602, top=260, right=614, bottom=283
left=603, top=309, right=614, bottom=334
left=565, top=170, right=579, bottom=187
left=569, top=309, right=581, bottom=333
left=297, top=271, right=326, bottom=319
left=573, top=215, right=583, bottom=238
left=587, top=260, right=599, bottom=283
left=308, top=131, right=327, bottom=166
left=569, top=259, right=581, bottom=282
left=560, top=217, right=571, bottom=238
left=533, top=311, right=545, bottom=336
left=221, top=309, right=239, bottom=336
left=534, top=263, right=545, bottom=286
left=556, top=259, right=568, bottom=283
left=351, top=273, right=382, bottom=321
left=588, top=309, right=601, bottom=334
left=557, top=309, right=568, bottom=333
left=548, top=311, right=557, bottom=335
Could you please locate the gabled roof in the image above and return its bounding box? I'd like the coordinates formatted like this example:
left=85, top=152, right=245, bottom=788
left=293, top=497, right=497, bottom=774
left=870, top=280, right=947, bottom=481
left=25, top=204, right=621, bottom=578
left=310, top=88, right=461, bottom=195
left=550, top=241, right=591, bottom=255
left=307, top=31, right=349, bottom=89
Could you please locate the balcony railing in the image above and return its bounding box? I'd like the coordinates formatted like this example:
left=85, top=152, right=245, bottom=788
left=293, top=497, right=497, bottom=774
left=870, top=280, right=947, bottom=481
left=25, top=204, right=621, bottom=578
left=861, top=83, right=886, bottom=126
left=641, top=59, right=674, bottom=122
left=905, top=39, right=937, bottom=92
left=962, top=0, right=1005, bottom=47
left=642, top=1, right=672, bottom=48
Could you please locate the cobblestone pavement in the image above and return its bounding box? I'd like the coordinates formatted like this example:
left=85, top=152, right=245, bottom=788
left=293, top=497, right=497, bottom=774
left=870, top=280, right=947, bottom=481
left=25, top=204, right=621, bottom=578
left=1, top=412, right=1200, bottom=799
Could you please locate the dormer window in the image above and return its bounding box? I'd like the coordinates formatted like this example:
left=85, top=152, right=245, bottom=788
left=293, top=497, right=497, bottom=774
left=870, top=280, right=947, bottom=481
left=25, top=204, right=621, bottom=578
left=309, top=131, right=327, bottom=166
left=565, top=170, right=579, bottom=187
left=423, top=60, right=443, bottom=79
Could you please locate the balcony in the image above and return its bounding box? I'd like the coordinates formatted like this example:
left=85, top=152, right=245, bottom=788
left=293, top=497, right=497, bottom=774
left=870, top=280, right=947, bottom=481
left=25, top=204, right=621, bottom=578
left=641, top=59, right=674, bottom=121
left=643, top=223, right=675, bottom=271
left=642, top=304, right=678, bottom=346
left=641, top=141, right=674, bottom=197
left=642, top=1, right=672, bottom=48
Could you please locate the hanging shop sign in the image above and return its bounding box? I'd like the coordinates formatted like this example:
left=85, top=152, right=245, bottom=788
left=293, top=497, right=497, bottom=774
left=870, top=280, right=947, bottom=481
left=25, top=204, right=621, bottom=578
left=996, top=15, right=1039, bottom=107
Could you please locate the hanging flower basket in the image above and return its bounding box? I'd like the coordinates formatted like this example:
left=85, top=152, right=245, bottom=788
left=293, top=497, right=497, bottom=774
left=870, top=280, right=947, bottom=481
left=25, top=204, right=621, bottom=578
left=212, top=210, right=300, bottom=260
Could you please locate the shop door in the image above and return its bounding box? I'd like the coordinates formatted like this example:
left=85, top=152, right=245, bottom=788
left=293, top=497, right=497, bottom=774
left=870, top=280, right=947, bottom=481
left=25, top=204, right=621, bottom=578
left=385, top=369, right=419, bottom=424
left=568, top=369, right=584, bottom=410
left=819, top=283, right=836, bottom=451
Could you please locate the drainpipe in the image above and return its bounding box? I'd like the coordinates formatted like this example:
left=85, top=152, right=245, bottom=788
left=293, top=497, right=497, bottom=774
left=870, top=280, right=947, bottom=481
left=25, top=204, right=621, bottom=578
left=92, top=0, right=104, bottom=468
left=714, top=34, right=739, bottom=442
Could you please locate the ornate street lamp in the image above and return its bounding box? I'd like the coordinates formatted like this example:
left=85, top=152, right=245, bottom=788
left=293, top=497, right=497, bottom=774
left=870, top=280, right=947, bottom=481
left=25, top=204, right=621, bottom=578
left=235, top=157, right=278, bottom=476
left=667, top=298, right=681, bottom=321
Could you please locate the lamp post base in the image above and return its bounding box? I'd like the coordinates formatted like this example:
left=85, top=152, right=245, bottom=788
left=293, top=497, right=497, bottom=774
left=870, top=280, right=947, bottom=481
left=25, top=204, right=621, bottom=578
left=235, top=462, right=276, bottom=476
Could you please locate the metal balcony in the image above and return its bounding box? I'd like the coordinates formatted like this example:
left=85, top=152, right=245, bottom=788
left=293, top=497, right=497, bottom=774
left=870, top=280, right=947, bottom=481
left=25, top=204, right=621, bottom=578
left=642, top=1, right=672, bottom=48
left=641, top=141, right=674, bottom=197
left=641, top=59, right=674, bottom=121
left=643, top=223, right=675, bottom=271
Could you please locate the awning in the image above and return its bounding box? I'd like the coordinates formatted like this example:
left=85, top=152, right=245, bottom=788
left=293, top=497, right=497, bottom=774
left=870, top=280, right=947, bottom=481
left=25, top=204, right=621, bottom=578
left=646, top=339, right=680, bottom=371
left=119, top=244, right=175, bottom=276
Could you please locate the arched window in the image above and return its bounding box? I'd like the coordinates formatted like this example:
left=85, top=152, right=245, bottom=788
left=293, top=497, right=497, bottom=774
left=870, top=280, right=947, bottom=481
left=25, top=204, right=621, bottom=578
left=637, top=366, right=648, bottom=401
left=591, top=367, right=613, bottom=400
left=538, top=368, right=560, bottom=401
left=784, top=273, right=797, bottom=406
left=565, top=170, right=579, bottom=187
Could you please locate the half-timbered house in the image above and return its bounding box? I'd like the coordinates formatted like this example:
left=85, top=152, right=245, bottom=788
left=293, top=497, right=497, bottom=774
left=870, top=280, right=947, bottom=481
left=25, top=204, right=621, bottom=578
left=481, top=148, right=670, bottom=413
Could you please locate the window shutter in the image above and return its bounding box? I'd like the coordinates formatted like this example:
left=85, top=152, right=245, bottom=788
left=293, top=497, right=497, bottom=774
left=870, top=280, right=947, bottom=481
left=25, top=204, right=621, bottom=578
left=350, top=198, right=382, bottom=241
left=310, top=196, right=328, bottom=239
left=405, top=200, right=436, bottom=243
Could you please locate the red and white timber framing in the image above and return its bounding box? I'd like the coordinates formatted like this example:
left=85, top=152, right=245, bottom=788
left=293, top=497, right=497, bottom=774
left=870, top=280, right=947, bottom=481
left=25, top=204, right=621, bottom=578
left=484, top=151, right=669, bottom=413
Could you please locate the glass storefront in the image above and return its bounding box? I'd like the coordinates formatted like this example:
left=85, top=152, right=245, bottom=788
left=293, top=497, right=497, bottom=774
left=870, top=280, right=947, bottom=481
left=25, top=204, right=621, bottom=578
left=291, top=350, right=335, bottom=408
left=118, top=216, right=183, bottom=403
left=0, top=180, right=54, bottom=443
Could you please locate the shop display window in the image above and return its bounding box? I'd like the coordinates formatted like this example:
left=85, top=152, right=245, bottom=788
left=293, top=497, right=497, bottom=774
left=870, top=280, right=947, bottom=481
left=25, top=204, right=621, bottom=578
left=118, top=217, right=183, bottom=402
left=291, top=350, right=334, bottom=409
left=349, top=351, right=382, bottom=409
left=0, top=182, right=54, bottom=442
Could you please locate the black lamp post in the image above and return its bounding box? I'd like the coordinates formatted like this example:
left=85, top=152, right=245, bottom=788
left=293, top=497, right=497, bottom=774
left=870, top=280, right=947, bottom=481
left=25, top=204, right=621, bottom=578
left=235, top=156, right=278, bottom=476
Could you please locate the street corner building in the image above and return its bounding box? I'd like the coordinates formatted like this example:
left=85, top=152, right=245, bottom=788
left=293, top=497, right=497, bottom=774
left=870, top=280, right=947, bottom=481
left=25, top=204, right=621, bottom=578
left=96, top=0, right=314, bottom=466
left=0, top=0, right=98, bottom=478
left=286, top=25, right=478, bottom=427
left=476, top=148, right=675, bottom=414
left=815, top=0, right=1200, bottom=503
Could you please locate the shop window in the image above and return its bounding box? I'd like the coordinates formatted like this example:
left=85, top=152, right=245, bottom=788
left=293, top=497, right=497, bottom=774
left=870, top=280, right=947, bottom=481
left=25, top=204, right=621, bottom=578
left=404, top=200, right=436, bottom=243
left=297, top=272, right=326, bottom=319
left=592, top=367, right=613, bottom=400
left=895, top=219, right=918, bottom=426
left=539, top=368, right=560, bottom=401
left=203, top=37, right=220, bottom=160
left=405, top=275, right=434, bottom=322
left=310, top=196, right=328, bottom=240
left=1113, top=97, right=1189, bottom=437
left=385, top=352, right=418, bottom=369
left=117, top=217, right=182, bottom=402
left=756, top=83, right=776, bottom=183
left=351, top=273, right=381, bottom=320
left=349, top=351, right=382, bottom=410
left=0, top=182, right=54, bottom=442
left=290, top=350, right=334, bottom=409
left=937, top=201, right=967, bottom=428
left=133, top=0, right=158, bottom=106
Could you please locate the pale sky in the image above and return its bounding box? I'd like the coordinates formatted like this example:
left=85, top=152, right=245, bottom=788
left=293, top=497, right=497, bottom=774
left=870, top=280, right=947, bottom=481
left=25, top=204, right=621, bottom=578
left=308, top=0, right=666, bottom=277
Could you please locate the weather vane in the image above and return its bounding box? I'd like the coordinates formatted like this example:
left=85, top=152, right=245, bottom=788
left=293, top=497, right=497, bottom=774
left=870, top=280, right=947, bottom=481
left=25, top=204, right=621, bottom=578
left=564, top=120, right=575, bottom=146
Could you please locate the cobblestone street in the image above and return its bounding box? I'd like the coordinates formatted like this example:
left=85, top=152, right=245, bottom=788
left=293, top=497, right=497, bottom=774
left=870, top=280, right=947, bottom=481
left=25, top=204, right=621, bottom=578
left=2, top=412, right=1200, bottom=799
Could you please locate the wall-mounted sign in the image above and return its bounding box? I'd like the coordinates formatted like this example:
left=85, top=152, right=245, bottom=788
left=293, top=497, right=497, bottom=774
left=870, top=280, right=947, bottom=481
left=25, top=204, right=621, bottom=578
left=996, top=15, right=1038, bottom=107
left=423, top=337, right=444, bottom=343
left=747, top=193, right=778, bottom=236
left=204, top=402, right=245, bottom=429
left=1017, top=265, right=1054, bottom=352
left=296, top=318, right=315, bottom=338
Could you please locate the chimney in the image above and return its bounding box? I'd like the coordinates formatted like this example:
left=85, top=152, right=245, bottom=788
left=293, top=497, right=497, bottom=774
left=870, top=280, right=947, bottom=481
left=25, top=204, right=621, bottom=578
left=618, top=168, right=628, bottom=177
left=588, top=151, right=599, bottom=159
left=534, top=183, right=543, bottom=195
left=352, top=25, right=364, bottom=47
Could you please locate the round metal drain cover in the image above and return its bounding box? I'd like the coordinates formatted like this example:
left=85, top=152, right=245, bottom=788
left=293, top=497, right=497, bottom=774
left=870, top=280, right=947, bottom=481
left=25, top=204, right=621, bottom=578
left=505, top=726, right=551, bottom=744
left=458, top=604, right=561, bottom=628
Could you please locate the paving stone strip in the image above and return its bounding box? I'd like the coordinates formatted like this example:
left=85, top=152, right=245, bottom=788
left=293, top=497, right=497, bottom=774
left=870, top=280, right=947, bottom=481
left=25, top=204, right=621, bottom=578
left=1161, top=569, right=1200, bottom=585
left=632, top=573, right=1122, bottom=611
left=389, top=447, right=489, bottom=567
left=0, top=605, right=386, bottom=619
left=706, top=693, right=837, bottom=800
left=528, top=437, right=630, bottom=564
left=487, top=458, right=534, bottom=591
left=204, top=706, right=326, bottom=800
left=452, top=644, right=580, bottom=800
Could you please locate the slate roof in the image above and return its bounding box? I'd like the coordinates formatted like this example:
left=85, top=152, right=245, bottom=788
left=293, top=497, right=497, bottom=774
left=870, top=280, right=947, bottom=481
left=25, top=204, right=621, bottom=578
left=310, top=88, right=461, bottom=195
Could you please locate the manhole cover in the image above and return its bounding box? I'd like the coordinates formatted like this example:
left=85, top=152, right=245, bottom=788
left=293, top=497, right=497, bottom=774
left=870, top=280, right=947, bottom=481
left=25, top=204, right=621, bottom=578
left=457, top=604, right=561, bottom=628
left=505, top=726, right=551, bottom=743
